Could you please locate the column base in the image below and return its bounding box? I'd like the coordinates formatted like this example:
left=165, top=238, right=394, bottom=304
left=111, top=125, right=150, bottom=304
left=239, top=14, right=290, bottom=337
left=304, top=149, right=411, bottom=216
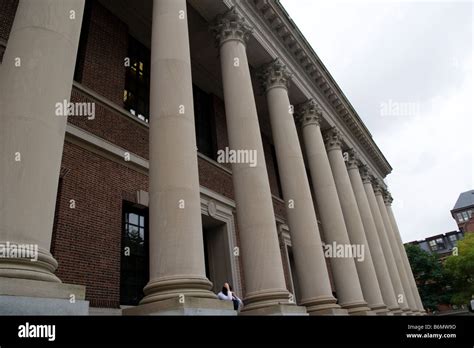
left=371, top=305, right=392, bottom=315
left=123, top=297, right=236, bottom=315
left=139, top=275, right=217, bottom=304
left=308, top=307, right=349, bottom=315
left=372, top=307, right=393, bottom=315
left=239, top=303, right=308, bottom=316
left=340, top=300, right=373, bottom=315
left=349, top=309, right=377, bottom=315
left=300, top=295, right=348, bottom=315
left=388, top=305, right=404, bottom=315
left=0, top=277, right=88, bottom=315
left=0, top=247, right=61, bottom=283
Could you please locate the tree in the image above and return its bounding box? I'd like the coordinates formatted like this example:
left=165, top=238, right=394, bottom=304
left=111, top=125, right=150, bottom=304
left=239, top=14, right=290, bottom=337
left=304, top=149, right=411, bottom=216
left=444, top=233, right=474, bottom=306
left=405, top=243, right=452, bottom=311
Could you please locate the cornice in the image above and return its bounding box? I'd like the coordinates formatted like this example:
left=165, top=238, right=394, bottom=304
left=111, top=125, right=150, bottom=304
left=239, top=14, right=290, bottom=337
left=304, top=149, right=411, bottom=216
left=250, top=0, right=393, bottom=177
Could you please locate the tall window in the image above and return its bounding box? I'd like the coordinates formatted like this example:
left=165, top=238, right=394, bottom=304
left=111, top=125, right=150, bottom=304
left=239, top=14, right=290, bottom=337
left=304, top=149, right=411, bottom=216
left=124, top=36, right=150, bottom=123
left=193, top=85, right=217, bottom=159
left=120, top=203, right=149, bottom=305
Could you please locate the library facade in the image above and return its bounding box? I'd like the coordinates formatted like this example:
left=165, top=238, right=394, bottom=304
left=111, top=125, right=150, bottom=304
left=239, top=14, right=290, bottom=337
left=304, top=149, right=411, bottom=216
left=0, top=0, right=425, bottom=315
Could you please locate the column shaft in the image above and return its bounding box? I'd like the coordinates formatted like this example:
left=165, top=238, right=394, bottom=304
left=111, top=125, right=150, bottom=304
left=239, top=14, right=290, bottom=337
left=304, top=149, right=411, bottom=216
left=211, top=9, right=298, bottom=314
left=142, top=0, right=215, bottom=305
left=325, top=133, right=387, bottom=314
left=260, top=60, right=344, bottom=315
left=0, top=0, right=85, bottom=282
left=347, top=159, right=401, bottom=314
left=385, top=198, right=425, bottom=313
left=298, top=100, right=370, bottom=315
left=375, top=187, right=417, bottom=314
left=362, top=172, right=410, bottom=313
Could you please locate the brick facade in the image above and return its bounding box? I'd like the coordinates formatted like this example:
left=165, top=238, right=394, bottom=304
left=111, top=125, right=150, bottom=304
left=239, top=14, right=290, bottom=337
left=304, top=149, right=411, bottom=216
left=1, top=0, right=292, bottom=307
left=52, top=141, right=148, bottom=308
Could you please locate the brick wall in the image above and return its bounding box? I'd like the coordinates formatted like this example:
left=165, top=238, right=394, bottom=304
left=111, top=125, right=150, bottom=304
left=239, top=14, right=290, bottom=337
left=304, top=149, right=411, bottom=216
left=52, top=141, right=148, bottom=308
left=0, top=0, right=289, bottom=307
left=69, top=88, right=150, bottom=160
left=78, top=1, right=128, bottom=106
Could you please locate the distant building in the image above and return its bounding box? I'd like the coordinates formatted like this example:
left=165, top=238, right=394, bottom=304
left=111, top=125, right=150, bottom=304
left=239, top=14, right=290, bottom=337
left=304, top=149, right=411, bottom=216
left=409, top=231, right=464, bottom=259
left=451, top=190, right=474, bottom=233
left=408, top=190, right=473, bottom=258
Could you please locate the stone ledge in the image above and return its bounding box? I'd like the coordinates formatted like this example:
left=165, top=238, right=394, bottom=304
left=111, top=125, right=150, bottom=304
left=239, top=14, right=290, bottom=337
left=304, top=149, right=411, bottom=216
left=0, top=295, right=89, bottom=315
left=123, top=297, right=237, bottom=316
left=239, top=303, right=308, bottom=316
left=0, top=277, right=86, bottom=300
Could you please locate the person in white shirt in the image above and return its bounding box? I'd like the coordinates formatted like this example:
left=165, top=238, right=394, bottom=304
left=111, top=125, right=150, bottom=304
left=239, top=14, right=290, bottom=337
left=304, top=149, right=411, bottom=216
left=217, top=282, right=243, bottom=311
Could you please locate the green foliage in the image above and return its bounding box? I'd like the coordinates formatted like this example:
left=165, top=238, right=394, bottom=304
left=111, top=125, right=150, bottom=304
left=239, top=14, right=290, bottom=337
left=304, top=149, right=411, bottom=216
left=444, top=233, right=474, bottom=306
left=404, top=243, right=452, bottom=311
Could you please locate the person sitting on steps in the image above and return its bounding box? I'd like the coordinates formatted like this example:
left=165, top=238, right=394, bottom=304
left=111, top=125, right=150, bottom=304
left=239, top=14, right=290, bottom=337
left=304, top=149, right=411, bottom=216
left=217, top=282, right=243, bottom=311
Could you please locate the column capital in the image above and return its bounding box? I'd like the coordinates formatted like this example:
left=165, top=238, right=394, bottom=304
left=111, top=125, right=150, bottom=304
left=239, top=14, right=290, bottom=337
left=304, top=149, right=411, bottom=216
left=383, top=190, right=394, bottom=205
left=324, top=127, right=343, bottom=152
left=296, top=99, right=322, bottom=128
left=360, top=164, right=373, bottom=184
left=257, top=58, right=293, bottom=92
left=372, top=179, right=384, bottom=196
left=210, top=7, right=253, bottom=47
left=346, top=148, right=360, bottom=170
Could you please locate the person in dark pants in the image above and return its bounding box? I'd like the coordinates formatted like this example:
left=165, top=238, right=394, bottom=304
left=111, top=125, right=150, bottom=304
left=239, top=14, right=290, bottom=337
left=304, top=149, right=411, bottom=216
left=217, top=282, right=243, bottom=311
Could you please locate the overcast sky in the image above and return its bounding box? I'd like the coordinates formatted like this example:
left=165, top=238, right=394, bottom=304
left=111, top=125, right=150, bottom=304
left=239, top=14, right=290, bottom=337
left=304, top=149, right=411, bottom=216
left=280, top=0, right=473, bottom=242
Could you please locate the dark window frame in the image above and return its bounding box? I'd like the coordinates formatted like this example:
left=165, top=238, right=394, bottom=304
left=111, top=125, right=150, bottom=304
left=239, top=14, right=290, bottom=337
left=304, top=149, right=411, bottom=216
left=193, top=84, right=217, bottom=160
left=120, top=201, right=149, bottom=306
left=124, top=36, right=151, bottom=123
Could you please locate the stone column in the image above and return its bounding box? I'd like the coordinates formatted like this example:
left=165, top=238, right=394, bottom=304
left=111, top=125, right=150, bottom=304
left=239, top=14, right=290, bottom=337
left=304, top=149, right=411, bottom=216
left=361, top=167, right=410, bottom=314
left=210, top=8, right=304, bottom=315
left=346, top=151, right=402, bottom=315
left=297, top=100, right=371, bottom=315
left=126, top=0, right=233, bottom=315
left=373, top=181, right=417, bottom=314
left=258, top=59, right=345, bottom=315
left=325, top=129, right=388, bottom=315
left=0, top=0, right=88, bottom=314
left=383, top=191, right=426, bottom=314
